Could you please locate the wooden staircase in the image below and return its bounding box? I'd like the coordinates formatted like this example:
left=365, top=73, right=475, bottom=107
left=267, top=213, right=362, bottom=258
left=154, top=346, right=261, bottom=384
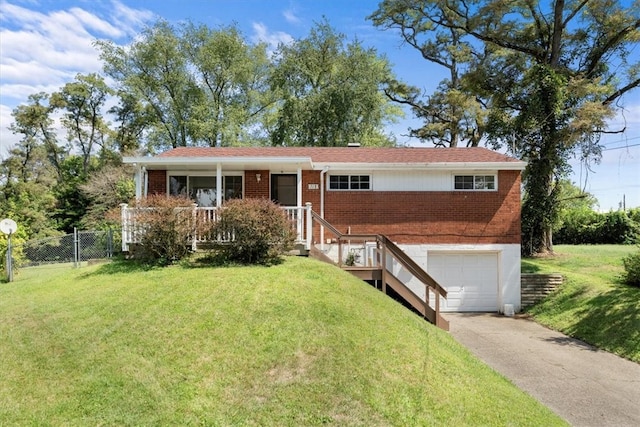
left=308, top=212, right=449, bottom=331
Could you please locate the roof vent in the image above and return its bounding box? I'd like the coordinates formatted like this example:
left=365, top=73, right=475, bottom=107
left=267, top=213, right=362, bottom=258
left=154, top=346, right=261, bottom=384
left=347, top=142, right=361, bottom=147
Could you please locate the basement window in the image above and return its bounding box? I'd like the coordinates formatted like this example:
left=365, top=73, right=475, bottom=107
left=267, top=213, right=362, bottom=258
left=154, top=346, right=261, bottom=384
left=329, top=175, right=371, bottom=190
left=454, top=175, right=496, bottom=191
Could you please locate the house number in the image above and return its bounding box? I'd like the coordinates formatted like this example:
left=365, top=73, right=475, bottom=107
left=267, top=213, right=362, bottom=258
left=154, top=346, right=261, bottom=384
left=308, top=183, right=319, bottom=190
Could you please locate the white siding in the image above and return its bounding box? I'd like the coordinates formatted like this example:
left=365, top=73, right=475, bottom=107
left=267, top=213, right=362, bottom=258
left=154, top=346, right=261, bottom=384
left=327, top=170, right=499, bottom=192
left=373, top=170, right=451, bottom=191
left=317, top=243, right=521, bottom=313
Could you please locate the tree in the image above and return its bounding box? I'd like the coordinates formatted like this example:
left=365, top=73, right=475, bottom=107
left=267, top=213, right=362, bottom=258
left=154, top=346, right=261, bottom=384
left=97, top=20, right=200, bottom=151
left=8, top=93, right=64, bottom=179
left=108, top=90, right=151, bottom=155
left=50, top=73, right=114, bottom=175
left=182, top=23, right=274, bottom=146
left=270, top=19, right=402, bottom=147
left=97, top=20, right=273, bottom=150
left=370, top=0, right=640, bottom=255
left=80, top=165, right=135, bottom=229
left=52, top=155, right=94, bottom=233
left=370, top=2, right=487, bottom=146
left=3, top=93, right=62, bottom=238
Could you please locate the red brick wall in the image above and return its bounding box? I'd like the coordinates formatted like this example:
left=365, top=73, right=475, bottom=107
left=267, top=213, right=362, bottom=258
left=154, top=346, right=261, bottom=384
left=316, top=170, right=521, bottom=245
left=244, top=170, right=270, bottom=199
left=145, top=168, right=521, bottom=245
left=147, top=170, right=167, bottom=195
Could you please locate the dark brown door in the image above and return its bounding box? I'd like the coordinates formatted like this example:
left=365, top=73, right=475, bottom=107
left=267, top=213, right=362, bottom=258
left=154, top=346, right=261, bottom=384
left=271, top=174, right=297, bottom=206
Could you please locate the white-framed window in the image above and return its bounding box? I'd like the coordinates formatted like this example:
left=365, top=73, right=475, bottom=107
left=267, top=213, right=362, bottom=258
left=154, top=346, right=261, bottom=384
left=328, top=174, right=371, bottom=190
left=454, top=175, right=496, bottom=191
left=168, top=173, right=243, bottom=207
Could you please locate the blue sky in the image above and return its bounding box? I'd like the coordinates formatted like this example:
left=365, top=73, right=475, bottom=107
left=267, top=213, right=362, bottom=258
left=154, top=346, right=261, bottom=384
left=0, top=0, right=638, bottom=210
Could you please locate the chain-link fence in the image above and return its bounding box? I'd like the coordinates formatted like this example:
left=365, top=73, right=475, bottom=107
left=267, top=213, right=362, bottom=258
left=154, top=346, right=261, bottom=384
left=13, top=229, right=117, bottom=268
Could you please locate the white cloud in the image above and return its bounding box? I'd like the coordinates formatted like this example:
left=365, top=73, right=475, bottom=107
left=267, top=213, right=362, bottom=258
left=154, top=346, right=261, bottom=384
left=251, top=22, right=293, bottom=53
left=283, top=9, right=300, bottom=24
left=69, top=6, right=125, bottom=38
left=0, top=104, right=18, bottom=155
left=111, top=0, right=156, bottom=36
left=0, top=0, right=154, bottom=150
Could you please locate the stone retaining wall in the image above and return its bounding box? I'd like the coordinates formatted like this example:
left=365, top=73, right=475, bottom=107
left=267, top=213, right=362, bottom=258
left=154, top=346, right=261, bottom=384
left=521, top=273, right=563, bottom=307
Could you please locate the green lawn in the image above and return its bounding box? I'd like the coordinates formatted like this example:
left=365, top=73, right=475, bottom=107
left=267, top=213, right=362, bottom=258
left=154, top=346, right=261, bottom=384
left=0, top=257, right=564, bottom=426
left=523, top=245, right=640, bottom=363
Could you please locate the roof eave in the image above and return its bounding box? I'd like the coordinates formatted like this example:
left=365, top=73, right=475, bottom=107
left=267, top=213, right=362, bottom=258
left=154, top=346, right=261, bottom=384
left=122, top=157, right=527, bottom=171
left=313, top=161, right=527, bottom=171
left=123, top=156, right=314, bottom=167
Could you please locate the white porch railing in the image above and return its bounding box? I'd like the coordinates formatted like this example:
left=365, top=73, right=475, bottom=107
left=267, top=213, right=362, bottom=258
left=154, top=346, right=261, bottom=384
left=120, top=202, right=312, bottom=252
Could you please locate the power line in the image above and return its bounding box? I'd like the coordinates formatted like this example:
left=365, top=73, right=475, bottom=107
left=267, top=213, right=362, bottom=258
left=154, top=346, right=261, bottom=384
left=601, top=142, right=640, bottom=152
left=600, top=135, right=640, bottom=147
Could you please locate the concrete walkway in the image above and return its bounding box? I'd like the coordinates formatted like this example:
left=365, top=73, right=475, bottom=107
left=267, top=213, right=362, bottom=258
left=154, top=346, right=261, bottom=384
left=445, top=313, right=640, bottom=427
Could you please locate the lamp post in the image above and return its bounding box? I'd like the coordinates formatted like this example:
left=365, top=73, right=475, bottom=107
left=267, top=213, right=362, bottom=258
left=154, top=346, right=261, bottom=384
left=1, top=218, right=18, bottom=282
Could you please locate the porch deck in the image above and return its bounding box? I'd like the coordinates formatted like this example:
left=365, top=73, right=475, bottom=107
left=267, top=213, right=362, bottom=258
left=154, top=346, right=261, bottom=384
left=120, top=203, right=312, bottom=252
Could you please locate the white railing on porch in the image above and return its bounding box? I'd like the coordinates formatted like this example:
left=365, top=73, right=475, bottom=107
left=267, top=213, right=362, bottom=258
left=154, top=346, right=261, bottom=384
left=120, top=202, right=312, bottom=252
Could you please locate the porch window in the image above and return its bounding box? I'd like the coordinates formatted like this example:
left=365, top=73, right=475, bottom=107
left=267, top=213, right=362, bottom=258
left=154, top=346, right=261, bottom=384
left=454, top=175, right=496, bottom=190
left=169, top=175, right=243, bottom=207
left=328, top=175, right=371, bottom=190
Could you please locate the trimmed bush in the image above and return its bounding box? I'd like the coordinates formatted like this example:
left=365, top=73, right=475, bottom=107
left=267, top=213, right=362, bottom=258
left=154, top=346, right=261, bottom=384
left=211, top=198, right=296, bottom=265
left=130, top=195, right=197, bottom=265
left=621, top=247, right=640, bottom=287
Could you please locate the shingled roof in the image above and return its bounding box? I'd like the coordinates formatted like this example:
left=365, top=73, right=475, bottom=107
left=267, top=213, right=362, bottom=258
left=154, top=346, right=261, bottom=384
left=156, top=146, right=523, bottom=165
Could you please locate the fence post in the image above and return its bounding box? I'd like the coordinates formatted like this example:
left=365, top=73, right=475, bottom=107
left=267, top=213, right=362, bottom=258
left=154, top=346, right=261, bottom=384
left=305, top=202, right=312, bottom=250
left=107, top=229, right=113, bottom=258
left=73, top=227, right=79, bottom=268
left=120, top=203, right=129, bottom=252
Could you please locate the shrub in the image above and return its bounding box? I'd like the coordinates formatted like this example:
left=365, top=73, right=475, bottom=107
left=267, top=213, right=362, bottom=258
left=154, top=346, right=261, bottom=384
left=211, top=198, right=296, bottom=265
left=621, top=247, right=640, bottom=287
left=0, top=230, right=27, bottom=278
left=555, top=209, right=639, bottom=245
left=129, top=195, right=198, bottom=265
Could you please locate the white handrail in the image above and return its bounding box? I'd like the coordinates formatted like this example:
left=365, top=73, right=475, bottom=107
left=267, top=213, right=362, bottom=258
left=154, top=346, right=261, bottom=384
left=120, top=204, right=312, bottom=251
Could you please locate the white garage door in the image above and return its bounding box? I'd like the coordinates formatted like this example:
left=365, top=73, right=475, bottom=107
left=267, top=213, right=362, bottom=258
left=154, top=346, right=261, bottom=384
left=428, top=252, right=499, bottom=312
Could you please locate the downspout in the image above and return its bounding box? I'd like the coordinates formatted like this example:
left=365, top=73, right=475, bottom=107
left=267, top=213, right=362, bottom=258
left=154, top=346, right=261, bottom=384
left=320, top=166, right=329, bottom=250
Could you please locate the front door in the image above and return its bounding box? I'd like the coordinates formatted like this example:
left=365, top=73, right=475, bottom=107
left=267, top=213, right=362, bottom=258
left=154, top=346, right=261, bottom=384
left=271, top=174, right=297, bottom=206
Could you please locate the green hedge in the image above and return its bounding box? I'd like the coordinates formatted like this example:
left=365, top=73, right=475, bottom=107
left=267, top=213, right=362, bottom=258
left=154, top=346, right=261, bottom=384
left=555, top=208, right=639, bottom=245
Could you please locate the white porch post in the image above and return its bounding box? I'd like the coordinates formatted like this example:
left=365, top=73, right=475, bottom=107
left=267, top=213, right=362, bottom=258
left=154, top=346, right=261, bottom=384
left=297, top=168, right=304, bottom=242
left=133, top=165, right=142, bottom=199
left=191, top=203, right=198, bottom=251
left=120, top=203, right=129, bottom=252
left=216, top=162, right=222, bottom=207
left=305, top=202, right=312, bottom=250
left=297, top=167, right=302, bottom=207
left=142, top=166, right=148, bottom=197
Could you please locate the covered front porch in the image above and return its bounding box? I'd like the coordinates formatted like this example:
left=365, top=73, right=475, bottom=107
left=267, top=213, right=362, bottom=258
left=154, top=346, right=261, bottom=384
left=127, top=154, right=317, bottom=208
left=120, top=202, right=313, bottom=253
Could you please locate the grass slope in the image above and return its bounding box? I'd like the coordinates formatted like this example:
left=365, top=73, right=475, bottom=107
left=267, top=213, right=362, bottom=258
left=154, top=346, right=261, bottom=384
left=0, top=257, right=564, bottom=426
left=523, top=245, right=640, bottom=362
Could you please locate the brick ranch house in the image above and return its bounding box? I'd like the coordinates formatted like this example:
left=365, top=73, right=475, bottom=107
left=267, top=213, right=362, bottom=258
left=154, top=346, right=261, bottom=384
left=122, top=146, right=526, bottom=314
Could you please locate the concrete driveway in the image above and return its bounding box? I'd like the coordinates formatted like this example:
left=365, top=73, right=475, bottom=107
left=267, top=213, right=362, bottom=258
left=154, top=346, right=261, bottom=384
left=445, top=313, right=640, bottom=427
